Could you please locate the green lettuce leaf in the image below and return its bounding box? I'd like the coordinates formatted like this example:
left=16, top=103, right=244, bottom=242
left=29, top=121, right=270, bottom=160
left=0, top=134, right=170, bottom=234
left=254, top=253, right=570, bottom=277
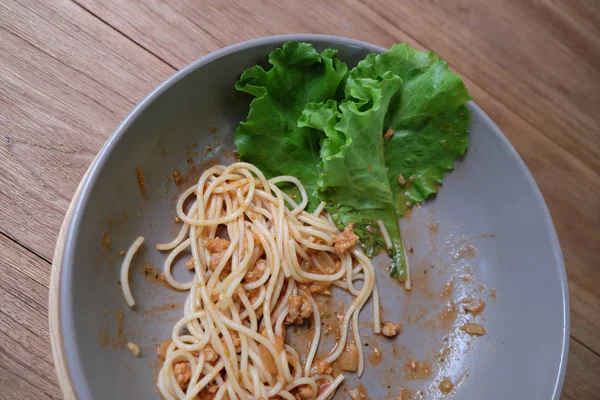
left=234, top=41, right=348, bottom=210
left=350, top=43, right=471, bottom=129
left=299, top=72, right=408, bottom=279
left=351, top=43, right=472, bottom=216
left=386, top=106, right=470, bottom=216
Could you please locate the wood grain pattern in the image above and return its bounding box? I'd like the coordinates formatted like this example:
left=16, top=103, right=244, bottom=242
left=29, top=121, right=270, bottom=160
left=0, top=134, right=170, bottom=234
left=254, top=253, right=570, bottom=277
left=1, top=0, right=599, bottom=399
left=0, top=0, right=174, bottom=260
left=0, top=234, right=62, bottom=399
left=562, top=338, right=600, bottom=400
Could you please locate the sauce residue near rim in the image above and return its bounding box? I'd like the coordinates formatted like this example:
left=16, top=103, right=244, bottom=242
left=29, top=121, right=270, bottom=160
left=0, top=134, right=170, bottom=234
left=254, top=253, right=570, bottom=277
left=366, top=211, right=496, bottom=399
left=405, top=359, right=433, bottom=380
left=136, top=166, right=145, bottom=197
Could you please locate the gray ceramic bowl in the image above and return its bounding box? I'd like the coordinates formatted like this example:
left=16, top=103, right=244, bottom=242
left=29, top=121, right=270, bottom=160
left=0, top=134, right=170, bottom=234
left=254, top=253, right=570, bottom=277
left=53, top=35, right=569, bottom=400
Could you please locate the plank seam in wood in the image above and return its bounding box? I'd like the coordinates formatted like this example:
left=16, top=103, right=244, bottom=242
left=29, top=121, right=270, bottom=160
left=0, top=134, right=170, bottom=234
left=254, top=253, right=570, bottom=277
left=70, top=0, right=179, bottom=70
left=0, top=231, right=52, bottom=264
left=572, top=335, right=600, bottom=359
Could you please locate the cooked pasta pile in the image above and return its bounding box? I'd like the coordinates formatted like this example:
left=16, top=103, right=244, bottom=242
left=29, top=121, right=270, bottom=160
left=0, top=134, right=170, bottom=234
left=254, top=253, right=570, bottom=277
left=122, top=162, right=380, bottom=399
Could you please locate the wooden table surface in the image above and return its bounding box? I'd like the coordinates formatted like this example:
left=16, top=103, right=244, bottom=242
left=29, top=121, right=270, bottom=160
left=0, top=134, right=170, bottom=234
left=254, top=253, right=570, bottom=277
left=1, top=0, right=599, bottom=398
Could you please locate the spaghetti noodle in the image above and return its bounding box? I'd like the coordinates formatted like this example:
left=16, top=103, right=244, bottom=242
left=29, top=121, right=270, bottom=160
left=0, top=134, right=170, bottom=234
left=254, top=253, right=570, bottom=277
left=149, top=162, right=379, bottom=399
left=120, top=236, right=145, bottom=307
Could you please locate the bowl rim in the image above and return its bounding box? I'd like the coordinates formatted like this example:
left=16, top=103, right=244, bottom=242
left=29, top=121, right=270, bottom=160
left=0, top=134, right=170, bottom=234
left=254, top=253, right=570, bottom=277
left=49, top=33, right=569, bottom=400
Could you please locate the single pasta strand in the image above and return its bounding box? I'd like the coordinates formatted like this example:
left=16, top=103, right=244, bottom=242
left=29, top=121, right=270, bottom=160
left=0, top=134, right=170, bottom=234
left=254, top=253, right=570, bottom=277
left=377, top=219, right=393, bottom=250
left=372, top=276, right=382, bottom=334
left=312, top=201, right=327, bottom=217
left=317, top=374, right=345, bottom=400
left=303, top=293, right=321, bottom=377
left=120, top=236, right=145, bottom=307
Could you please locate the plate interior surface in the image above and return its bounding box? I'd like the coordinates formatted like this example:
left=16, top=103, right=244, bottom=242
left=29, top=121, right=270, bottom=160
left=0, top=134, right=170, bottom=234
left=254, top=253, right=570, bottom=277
left=59, top=35, right=568, bottom=400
